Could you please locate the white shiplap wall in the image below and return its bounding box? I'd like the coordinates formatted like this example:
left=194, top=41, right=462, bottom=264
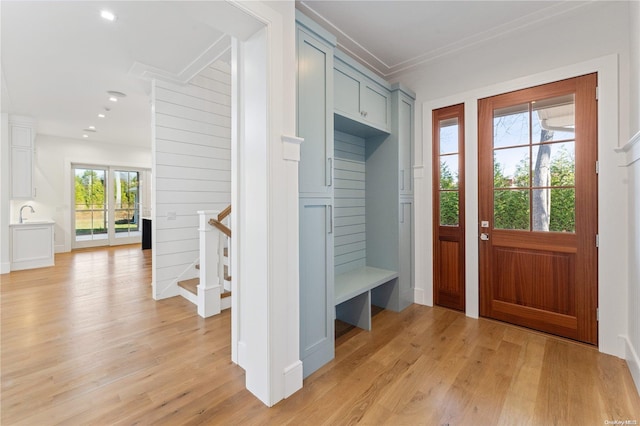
left=153, top=61, right=231, bottom=298
left=334, top=130, right=366, bottom=275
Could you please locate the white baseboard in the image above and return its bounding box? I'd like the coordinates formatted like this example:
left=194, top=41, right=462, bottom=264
left=221, top=295, right=231, bottom=310
left=0, top=261, right=9, bottom=274
left=178, top=287, right=197, bottom=304
left=283, top=360, right=303, bottom=398
left=413, top=288, right=426, bottom=305
left=623, top=335, right=640, bottom=396
left=55, top=244, right=66, bottom=253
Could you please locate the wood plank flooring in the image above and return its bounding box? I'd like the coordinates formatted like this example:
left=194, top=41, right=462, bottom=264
left=2, top=245, right=639, bottom=425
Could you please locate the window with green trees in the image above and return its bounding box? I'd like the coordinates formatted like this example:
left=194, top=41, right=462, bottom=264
left=489, top=95, right=576, bottom=233
left=74, top=168, right=107, bottom=237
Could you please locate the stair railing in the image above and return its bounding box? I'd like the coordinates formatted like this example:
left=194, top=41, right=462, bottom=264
left=212, top=205, right=231, bottom=292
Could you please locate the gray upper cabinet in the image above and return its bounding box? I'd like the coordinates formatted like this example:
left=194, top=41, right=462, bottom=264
left=297, top=23, right=334, bottom=197
left=334, top=53, right=391, bottom=133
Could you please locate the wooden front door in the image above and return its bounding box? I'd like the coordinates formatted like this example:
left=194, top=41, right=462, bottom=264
left=478, top=74, right=598, bottom=344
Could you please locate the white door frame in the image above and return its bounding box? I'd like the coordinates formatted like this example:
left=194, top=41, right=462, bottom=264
left=71, top=164, right=149, bottom=249
left=415, top=54, right=626, bottom=359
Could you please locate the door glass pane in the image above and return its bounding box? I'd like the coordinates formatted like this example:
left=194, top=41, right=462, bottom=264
left=114, top=170, right=140, bottom=238
left=494, top=147, right=529, bottom=188
left=439, top=117, right=458, bottom=155
left=440, top=191, right=459, bottom=226
left=494, top=189, right=529, bottom=230
left=440, top=155, right=459, bottom=189
left=532, top=142, right=575, bottom=187
left=549, top=188, right=575, bottom=232
left=532, top=94, right=575, bottom=143
left=493, top=103, right=529, bottom=148
left=74, top=168, right=107, bottom=241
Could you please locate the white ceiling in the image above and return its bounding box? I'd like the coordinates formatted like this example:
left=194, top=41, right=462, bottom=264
left=297, top=0, right=592, bottom=79
left=0, top=1, right=261, bottom=147
left=1, top=1, right=592, bottom=148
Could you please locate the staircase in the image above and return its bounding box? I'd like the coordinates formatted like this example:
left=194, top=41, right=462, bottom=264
left=177, top=206, right=232, bottom=317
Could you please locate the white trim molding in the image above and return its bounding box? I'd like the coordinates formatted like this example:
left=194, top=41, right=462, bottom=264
left=615, top=131, right=640, bottom=167
left=622, top=335, right=640, bottom=395
left=283, top=360, right=303, bottom=398
left=129, top=34, right=231, bottom=85
left=282, top=135, right=303, bottom=162
left=416, top=54, right=625, bottom=358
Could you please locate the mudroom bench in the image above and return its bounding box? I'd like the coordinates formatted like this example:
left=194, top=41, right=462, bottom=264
left=334, top=266, right=398, bottom=330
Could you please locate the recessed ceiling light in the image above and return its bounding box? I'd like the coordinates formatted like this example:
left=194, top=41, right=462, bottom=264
left=98, top=113, right=105, bottom=118
left=83, top=134, right=89, bottom=138
left=100, top=10, right=116, bottom=22
left=88, top=126, right=96, bottom=130
left=109, top=96, right=118, bottom=102
left=107, top=90, right=127, bottom=98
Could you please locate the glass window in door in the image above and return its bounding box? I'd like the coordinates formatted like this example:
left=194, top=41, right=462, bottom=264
left=74, top=168, right=108, bottom=242
left=114, top=170, right=141, bottom=239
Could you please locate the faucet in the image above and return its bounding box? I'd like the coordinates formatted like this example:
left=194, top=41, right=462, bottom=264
left=19, top=205, right=35, bottom=224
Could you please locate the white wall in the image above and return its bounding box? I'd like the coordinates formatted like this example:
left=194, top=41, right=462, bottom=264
left=151, top=60, right=232, bottom=300
left=31, top=134, right=151, bottom=253
left=625, top=0, right=640, bottom=395
left=0, top=113, right=9, bottom=273
left=630, top=0, right=640, bottom=135
left=394, top=1, right=632, bottom=358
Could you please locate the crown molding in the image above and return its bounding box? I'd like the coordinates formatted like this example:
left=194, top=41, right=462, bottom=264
left=298, top=1, right=594, bottom=80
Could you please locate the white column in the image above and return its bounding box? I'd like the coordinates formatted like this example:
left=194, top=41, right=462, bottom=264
left=197, top=210, right=222, bottom=318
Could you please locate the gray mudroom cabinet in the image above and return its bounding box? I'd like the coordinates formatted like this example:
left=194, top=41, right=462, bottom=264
left=296, top=11, right=415, bottom=379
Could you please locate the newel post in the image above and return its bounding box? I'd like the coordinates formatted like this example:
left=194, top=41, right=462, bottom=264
left=197, top=210, right=222, bottom=317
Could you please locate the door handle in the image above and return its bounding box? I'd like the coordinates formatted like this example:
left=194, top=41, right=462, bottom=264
left=480, top=233, right=489, bottom=241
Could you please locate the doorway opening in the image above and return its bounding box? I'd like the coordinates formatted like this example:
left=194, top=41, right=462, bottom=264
left=72, top=164, right=150, bottom=249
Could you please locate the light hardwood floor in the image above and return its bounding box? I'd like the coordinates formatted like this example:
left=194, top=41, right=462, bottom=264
left=2, top=245, right=639, bottom=425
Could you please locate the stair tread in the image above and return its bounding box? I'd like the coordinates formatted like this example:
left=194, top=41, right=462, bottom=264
left=178, top=278, right=231, bottom=299
left=178, top=278, right=199, bottom=295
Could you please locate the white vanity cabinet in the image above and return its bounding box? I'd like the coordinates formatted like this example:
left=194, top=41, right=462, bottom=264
left=10, top=221, right=55, bottom=271
left=334, top=52, right=391, bottom=133
left=9, top=116, right=36, bottom=199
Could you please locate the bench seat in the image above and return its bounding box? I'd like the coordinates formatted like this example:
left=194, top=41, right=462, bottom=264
left=334, top=266, right=398, bottom=330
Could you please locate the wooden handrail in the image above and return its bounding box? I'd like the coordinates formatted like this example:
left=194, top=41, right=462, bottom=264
left=218, top=205, right=231, bottom=222
left=209, top=218, right=231, bottom=238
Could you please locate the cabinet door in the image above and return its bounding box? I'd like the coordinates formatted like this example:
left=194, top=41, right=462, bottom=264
left=398, top=200, right=413, bottom=310
left=11, top=125, right=32, bottom=148
left=299, top=198, right=334, bottom=378
left=398, top=95, right=413, bottom=195
left=334, top=66, right=361, bottom=118
left=11, top=147, right=33, bottom=199
left=361, top=80, right=390, bottom=130
left=297, top=29, right=333, bottom=196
